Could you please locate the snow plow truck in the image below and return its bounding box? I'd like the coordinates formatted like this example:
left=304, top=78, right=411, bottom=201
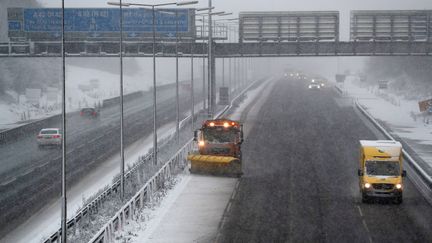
left=188, top=119, right=243, bottom=177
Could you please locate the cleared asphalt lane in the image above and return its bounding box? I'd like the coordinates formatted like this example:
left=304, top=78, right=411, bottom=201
left=218, top=78, right=432, bottom=242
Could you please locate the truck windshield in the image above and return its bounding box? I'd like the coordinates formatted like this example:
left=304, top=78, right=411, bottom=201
left=366, top=161, right=400, bottom=176
left=203, top=128, right=237, bottom=143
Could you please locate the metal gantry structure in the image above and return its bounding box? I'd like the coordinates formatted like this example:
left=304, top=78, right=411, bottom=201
left=4, top=8, right=432, bottom=243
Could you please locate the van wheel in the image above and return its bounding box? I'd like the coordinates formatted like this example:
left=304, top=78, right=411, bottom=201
left=394, top=196, right=403, bottom=204
left=361, top=193, right=369, bottom=203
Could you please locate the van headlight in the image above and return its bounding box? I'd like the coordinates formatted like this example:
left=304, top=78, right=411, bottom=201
left=396, top=184, right=402, bottom=190
left=364, top=183, right=371, bottom=189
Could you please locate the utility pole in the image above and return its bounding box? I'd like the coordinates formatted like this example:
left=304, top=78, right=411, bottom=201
left=61, top=0, right=67, bottom=241
left=207, top=0, right=213, bottom=117
left=175, top=10, right=180, bottom=147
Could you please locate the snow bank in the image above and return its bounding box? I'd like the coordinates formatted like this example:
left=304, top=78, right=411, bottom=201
left=342, top=77, right=432, bottom=172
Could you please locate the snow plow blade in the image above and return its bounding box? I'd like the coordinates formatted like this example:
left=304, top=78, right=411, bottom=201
left=187, top=154, right=242, bottom=177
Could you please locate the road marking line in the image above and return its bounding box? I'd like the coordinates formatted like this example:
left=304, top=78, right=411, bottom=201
left=0, top=177, right=16, bottom=186
left=357, top=205, right=373, bottom=243
left=362, top=219, right=369, bottom=232
left=357, top=205, right=363, bottom=217
left=214, top=179, right=241, bottom=243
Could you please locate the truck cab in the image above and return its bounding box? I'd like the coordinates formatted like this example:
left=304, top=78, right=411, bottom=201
left=194, top=119, right=243, bottom=159
left=189, top=119, right=244, bottom=177
left=358, top=140, right=406, bottom=204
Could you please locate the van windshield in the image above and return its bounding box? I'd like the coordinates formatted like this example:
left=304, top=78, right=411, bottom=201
left=366, top=160, right=400, bottom=176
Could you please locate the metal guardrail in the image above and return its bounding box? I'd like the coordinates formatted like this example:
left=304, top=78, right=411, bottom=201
left=89, top=139, right=194, bottom=243
left=334, top=84, right=344, bottom=95
left=40, top=77, right=263, bottom=243
left=42, top=111, right=193, bottom=243
left=85, top=78, right=266, bottom=243
left=0, top=91, right=143, bottom=145
left=355, top=101, right=432, bottom=204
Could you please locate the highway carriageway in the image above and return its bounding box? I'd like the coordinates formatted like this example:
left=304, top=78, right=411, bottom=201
left=132, top=77, right=432, bottom=242
left=217, top=77, right=432, bottom=242
left=0, top=81, right=203, bottom=239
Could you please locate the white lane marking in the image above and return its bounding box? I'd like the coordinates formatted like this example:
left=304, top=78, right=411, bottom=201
left=361, top=220, right=373, bottom=243
left=214, top=179, right=241, bottom=243
left=0, top=177, right=16, bottom=186
left=357, top=205, right=373, bottom=243
left=357, top=205, right=363, bottom=217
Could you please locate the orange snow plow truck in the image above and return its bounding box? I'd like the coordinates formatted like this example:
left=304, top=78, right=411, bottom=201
left=188, top=119, right=243, bottom=177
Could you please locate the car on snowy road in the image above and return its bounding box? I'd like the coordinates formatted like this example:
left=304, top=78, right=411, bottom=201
left=308, top=83, right=321, bottom=90
left=80, top=107, right=99, bottom=119
left=37, top=128, right=62, bottom=148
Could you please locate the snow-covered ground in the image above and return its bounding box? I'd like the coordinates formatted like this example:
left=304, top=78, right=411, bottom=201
left=108, top=77, right=276, bottom=243
left=0, top=58, right=204, bottom=130
left=341, top=77, right=432, bottom=175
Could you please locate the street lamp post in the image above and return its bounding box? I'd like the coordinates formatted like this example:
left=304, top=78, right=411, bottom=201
left=190, top=35, right=195, bottom=131
left=119, top=0, right=125, bottom=202
left=211, top=18, right=234, bottom=101
left=201, top=16, right=206, bottom=111
left=175, top=10, right=180, bottom=148
left=207, top=12, right=232, bottom=115
left=151, top=5, right=157, bottom=164
left=108, top=0, right=197, bottom=166
left=207, top=0, right=213, bottom=117
left=61, top=1, right=67, bottom=242
left=189, top=8, right=212, bottom=131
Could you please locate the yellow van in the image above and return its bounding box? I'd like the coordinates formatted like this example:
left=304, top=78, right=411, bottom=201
left=358, top=140, right=407, bottom=204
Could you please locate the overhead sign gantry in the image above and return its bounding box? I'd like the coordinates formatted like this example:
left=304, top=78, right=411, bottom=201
left=7, top=8, right=196, bottom=41
left=3, top=9, right=432, bottom=57
left=239, top=11, right=339, bottom=43
left=351, top=10, right=432, bottom=42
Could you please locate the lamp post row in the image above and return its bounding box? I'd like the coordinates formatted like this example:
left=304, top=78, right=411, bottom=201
left=59, top=1, right=241, bottom=241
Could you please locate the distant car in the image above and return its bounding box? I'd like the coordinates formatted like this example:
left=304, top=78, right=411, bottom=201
left=80, top=107, right=99, bottom=119
left=308, top=83, right=321, bottom=90
left=320, top=80, right=327, bottom=87
left=37, top=128, right=62, bottom=148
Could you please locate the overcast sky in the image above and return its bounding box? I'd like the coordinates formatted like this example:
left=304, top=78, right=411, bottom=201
left=37, top=0, right=432, bottom=41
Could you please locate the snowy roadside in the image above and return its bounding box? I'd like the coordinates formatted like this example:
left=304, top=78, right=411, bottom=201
left=1, top=123, right=176, bottom=243
left=109, top=77, right=275, bottom=243
left=340, top=77, right=432, bottom=176
left=0, top=58, right=197, bottom=130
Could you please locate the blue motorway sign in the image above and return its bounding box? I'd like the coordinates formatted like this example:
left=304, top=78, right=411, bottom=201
left=8, top=8, right=194, bottom=40
left=8, top=21, right=22, bottom=31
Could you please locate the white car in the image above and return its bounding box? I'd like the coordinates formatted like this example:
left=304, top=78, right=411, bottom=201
left=308, top=83, right=321, bottom=90
left=37, top=128, right=62, bottom=148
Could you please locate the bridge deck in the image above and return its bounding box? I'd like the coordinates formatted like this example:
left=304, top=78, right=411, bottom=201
left=1, top=41, right=432, bottom=57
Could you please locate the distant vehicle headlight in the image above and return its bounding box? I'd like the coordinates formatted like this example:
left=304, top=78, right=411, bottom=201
left=317, top=85, right=320, bottom=89
left=396, top=184, right=402, bottom=189
left=308, top=85, right=312, bottom=89
left=364, top=183, right=371, bottom=189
